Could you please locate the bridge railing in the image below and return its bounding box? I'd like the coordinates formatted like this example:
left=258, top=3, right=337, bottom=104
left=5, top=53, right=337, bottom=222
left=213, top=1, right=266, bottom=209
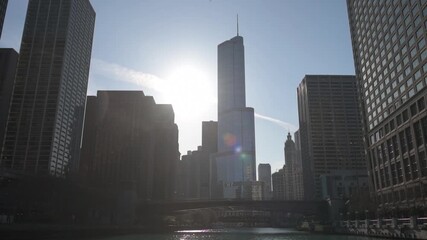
left=339, top=216, right=426, bottom=230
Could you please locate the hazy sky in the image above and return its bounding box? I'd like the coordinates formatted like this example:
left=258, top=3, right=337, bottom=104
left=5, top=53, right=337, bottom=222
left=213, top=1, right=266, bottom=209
left=1, top=0, right=355, bottom=173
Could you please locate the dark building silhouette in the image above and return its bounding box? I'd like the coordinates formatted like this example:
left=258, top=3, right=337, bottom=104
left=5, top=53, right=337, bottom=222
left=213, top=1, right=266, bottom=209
left=0, top=49, right=18, bottom=153
left=297, top=75, right=366, bottom=200
left=179, top=148, right=203, bottom=199
left=283, top=132, right=304, bottom=200
left=272, top=168, right=285, bottom=200
left=258, top=163, right=272, bottom=200
left=177, top=121, right=218, bottom=200
left=348, top=0, right=427, bottom=209
left=0, top=0, right=7, bottom=39
left=0, top=0, right=95, bottom=176
left=80, top=91, right=179, bottom=201
left=201, top=121, right=218, bottom=198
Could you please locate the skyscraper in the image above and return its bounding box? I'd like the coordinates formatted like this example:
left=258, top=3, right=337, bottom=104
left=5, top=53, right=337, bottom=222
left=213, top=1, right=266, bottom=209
left=297, top=75, right=366, bottom=200
left=258, top=163, right=272, bottom=200
left=272, top=168, right=285, bottom=200
left=214, top=34, right=256, bottom=199
left=80, top=91, right=179, bottom=201
left=283, top=132, right=304, bottom=200
left=177, top=121, right=218, bottom=200
left=293, top=130, right=304, bottom=199
left=0, top=0, right=95, bottom=176
left=348, top=0, right=427, bottom=209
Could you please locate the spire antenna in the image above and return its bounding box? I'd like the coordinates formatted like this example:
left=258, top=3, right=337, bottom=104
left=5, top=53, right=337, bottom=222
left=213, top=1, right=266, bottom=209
left=237, top=14, right=239, bottom=36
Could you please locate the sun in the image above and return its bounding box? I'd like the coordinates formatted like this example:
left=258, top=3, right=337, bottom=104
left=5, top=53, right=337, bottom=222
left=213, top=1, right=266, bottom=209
left=164, top=64, right=216, bottom=121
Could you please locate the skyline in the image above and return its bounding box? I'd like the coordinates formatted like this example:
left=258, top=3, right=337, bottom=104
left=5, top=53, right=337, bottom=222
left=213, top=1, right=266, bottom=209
left=1, top=0, right=356, bottom=172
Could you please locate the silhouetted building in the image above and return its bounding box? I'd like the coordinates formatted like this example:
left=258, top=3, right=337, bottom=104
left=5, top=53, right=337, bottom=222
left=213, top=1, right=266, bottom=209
left=214, top=34, right=256, bottom=199
left=0, top=49, right=18, bottom=153
left=0, top=0, right=95, bottom=176
left=348, top=0, right=427, bottom=209
left=179, top=148, right=202, bottom=199
left=0, top=0, right=7, bottom=39
left=294, top=130, right=304, bottom=199
left=177, top=121, right=218, bottom=200
left=283, top=132, right=304, bottom=200
left=201, top=121, right=218, bottom=199
left=258, top=163, right=272, bottom=200
left=297, top=75, right=366, bottom=200
left=272, top=168, right=285, bottom=200
left=80, top=91, right=179, bottom=202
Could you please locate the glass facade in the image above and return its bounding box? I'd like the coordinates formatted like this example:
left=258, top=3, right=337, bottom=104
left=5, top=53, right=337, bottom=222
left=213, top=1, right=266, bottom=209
left=215, top=35, right=256, bottom=199
left=348, top=0, right=427, bottom=208
left=0, top=0, right=95, bottom=176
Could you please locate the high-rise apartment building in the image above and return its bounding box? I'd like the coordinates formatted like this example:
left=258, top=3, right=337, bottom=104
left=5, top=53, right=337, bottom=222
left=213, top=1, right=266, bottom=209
left=0, top=0, right=8, bottom=39
left=0, top=0, right=95, bottom=176
left=214, top=34, right=256, bottom=199
left=80, top=91, right=179, bottom=201
left=258, top=163, right=272, bottom=200
left=297, top=75, right=366, bottom=200
left=348, top=0, right=427, bottom=208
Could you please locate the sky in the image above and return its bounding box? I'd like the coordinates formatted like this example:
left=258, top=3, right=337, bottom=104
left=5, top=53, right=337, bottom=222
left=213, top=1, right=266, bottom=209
left=1, top=0, right=356, bottom=173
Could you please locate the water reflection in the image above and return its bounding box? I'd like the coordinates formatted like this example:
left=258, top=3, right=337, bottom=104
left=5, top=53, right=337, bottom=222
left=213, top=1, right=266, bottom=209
left=98, top=228, right=390, bottom=240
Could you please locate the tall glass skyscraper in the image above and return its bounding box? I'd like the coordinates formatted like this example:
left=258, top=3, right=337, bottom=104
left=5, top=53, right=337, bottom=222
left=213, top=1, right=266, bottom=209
left=0, top=0, right=95, bottom=176
left=348, top=0, right=427, bottom=209
left=214, top=35, right=256, bottom=199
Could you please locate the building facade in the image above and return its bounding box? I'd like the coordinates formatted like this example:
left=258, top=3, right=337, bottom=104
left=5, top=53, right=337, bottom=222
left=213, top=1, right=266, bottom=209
left=214, top=34, right=256, bottom=199
left=79, top=91, right=179, bottom=201
left=283, top=132, right=304, bottom=200
left=294, top=130, right=304, bottom=199
left=297, top=75, right=366, bottom=200
left=0, top=0, right=95, bottom=176
left=177, top=121, right=218, bottom=200
left=348, top=0, right=427, bottom=209
left=0, top=49, right=18, bottom=156
left=258, top=163, right=272, bottom=200
left=272, top=168, right=285, bottom=200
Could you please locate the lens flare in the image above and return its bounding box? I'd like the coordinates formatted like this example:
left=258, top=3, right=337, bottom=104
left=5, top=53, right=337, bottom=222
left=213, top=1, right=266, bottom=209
left=223, top=133, right=236, bottom=147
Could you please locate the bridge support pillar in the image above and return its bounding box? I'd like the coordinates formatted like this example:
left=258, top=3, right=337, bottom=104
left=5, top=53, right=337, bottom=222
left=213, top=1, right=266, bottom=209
left=391, top=217, right=397, bottom=229
left=377, top=218, right=382, bottom=228
left=410, top=216, right=417, bottom=229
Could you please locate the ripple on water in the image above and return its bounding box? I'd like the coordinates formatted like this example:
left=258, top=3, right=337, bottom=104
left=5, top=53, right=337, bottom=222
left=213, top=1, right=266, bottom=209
left=98, top=228, right=390, bottom=240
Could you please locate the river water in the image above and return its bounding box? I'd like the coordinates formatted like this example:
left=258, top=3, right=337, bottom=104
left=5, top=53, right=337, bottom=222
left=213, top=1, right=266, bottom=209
left=97, top=228, right=388, bottom=240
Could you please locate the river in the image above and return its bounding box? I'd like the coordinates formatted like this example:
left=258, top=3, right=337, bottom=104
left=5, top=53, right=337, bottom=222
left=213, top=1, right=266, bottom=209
left=96, top=228, right=389, bottom=240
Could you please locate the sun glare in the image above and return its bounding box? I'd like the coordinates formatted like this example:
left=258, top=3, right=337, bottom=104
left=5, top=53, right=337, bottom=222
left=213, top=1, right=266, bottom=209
left=164, top=64, right=216, bottom=121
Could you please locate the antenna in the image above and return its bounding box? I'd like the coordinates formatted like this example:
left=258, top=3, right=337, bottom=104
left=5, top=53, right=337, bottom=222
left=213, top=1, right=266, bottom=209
left=237, top=14, right=239, bottom=36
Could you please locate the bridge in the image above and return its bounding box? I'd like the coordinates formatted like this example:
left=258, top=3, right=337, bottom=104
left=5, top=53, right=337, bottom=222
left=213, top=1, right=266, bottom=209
left=137, top=199, right=329, bottom=216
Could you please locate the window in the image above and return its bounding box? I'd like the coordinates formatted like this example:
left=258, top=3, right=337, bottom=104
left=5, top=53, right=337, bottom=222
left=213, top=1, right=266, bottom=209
left=418, top=97, right=425, bottom=111
left=414, top=122, right=423, bottom=146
